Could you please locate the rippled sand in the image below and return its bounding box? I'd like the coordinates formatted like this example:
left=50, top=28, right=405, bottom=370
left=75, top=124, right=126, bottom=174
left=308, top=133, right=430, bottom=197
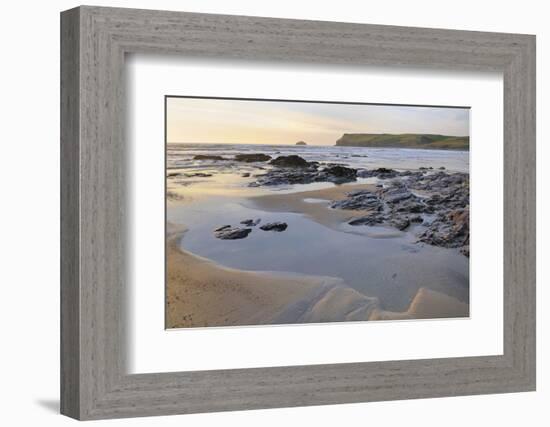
left=166, top=223, right=468, bottom=329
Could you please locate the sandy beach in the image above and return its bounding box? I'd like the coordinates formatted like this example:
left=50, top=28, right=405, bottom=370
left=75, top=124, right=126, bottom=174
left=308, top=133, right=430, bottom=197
left=167, top=224, right=468, bottom=328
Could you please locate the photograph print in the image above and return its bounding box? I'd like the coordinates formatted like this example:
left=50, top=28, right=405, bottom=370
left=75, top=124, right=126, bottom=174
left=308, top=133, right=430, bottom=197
left=165, top=96, right=470, bottom=329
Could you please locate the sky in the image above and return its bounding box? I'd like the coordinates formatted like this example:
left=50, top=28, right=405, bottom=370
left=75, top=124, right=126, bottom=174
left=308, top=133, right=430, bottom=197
left=167, top=97, right=469, bottom=146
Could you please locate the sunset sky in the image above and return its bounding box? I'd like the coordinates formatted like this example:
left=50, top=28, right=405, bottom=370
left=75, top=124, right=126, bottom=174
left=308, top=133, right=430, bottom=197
left=167, top=97, right=469, bottom=146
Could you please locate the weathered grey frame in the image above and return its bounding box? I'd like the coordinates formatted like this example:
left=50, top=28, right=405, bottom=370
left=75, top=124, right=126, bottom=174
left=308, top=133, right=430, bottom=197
left=60, top=5, right=536, bottom=421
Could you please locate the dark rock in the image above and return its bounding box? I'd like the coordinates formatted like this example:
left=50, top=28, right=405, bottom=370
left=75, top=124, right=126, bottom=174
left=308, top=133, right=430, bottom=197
left=167, top=172, right=182, bottom=178
left=395, top=199, right=430, bottom=214
left=234, top=153, right=272, bottom=162
left=193, top=154, right=227, bottom=161
left=330, top=190, right=382, bottom=210
left=323, top=165, right=357, bottom=180
left=214, top=227, right=252, bottom=240
left=409, top=215, right=424, bottom=223
left=460, top=246, right=470, bottom=257
left=250, top=161, right=358, bottom=186
left=357, top=167, right=398, bottom=179
left=260, top=222, right=288, bottom=232
left=377, top=183, right=414, bottom=204
left=240, top=218, right=261, bottom=226
left=333, top=169, right=469, bottom=247
left=270, top=155, right=310, bottom=168
left=295, top=141, right=307, bottom=145
left=241, top=173, right=251, bottom=177
left=390, top=217, right=410, bottom=231
left=439, top=166, right=446, bottom=170
left=251, top=168, right=318, bottom=186
left=418, top=208, right=469, bottom=248
left=348, top=212, right=385, bottom=226
left=213, top=225, right=231, bottom=232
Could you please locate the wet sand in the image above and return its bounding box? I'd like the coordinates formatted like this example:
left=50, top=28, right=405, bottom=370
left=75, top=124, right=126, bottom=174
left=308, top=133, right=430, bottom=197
left=166, top=222, right=468, bottom=328
left=248, top=183, right=387, bottom=231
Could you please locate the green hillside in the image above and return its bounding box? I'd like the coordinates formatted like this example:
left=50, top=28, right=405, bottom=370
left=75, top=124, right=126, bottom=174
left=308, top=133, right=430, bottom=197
left=335, top=133, right=469, bottom=150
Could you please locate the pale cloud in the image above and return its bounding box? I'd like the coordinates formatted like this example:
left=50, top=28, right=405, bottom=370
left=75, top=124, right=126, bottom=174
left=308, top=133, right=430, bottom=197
left=167, top=97, right=469, bottom=146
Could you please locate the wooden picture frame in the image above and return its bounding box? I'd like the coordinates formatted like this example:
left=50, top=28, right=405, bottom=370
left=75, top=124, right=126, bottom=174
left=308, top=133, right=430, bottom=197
left=60, top=5, right=536, bottom=420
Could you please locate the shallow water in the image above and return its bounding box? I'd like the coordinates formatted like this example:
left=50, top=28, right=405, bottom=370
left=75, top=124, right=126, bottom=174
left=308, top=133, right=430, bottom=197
left=169, top=195, right=469, bottom=312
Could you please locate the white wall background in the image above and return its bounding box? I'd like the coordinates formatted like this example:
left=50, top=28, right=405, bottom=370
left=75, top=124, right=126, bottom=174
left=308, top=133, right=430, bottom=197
left=0, top=0, right=546, bottom=425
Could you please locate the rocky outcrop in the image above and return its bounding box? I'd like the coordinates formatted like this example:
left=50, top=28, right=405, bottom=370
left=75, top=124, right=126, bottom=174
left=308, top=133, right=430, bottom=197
left=260, top=222, right=288, bottom=232
left=295, top=141, right=307, bottom=145
left=418, top=208, right=469, bottom=249
left=270, top=155, right=310, bottom=168
left=323, top=165, right=357, bottom=180
left=214, top=227, right=252, bottom=240
left=234, top=153, right=272, bottom=162
left=250, top=160, right=358, bottom=186
left=330, top=190, right=382, bottom=210
left=330, top=169, right=469, bottom=256
left=357, top=167, right=399, bottom=179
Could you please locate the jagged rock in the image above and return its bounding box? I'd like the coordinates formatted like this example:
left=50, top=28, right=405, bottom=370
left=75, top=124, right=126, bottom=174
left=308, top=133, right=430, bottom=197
left=270, top=155, right=310, bottom=168
left=240, top=218, right=261, bottom=226
left=213, top=225, right=231, bottom=232
left=395, top=199, right=430, bottom=214
left=260, top=222, right=288, bottom=232
left=214, top=227, right=252, bottom=240
left=357, top=167, right=398, bottom=179
left=326, top=169, right=470, bottom=250
left=330, top=190, right=382, bottom=210
left=378, top=186, right=413, bottom=204
left=234, top=153, right=272, bottom=162
left=323, top=165, right=357, bottom=180
left=418, top=208, right=469, bottom=248
left=250, top=163, right=357, bottom=186
left=409, top=215, right=424, bottom=223
left=250, top=168, right=318, bottom=186
left=348, top=212, right=385, bottom=226
left=390, top=217, right=410, bottom=231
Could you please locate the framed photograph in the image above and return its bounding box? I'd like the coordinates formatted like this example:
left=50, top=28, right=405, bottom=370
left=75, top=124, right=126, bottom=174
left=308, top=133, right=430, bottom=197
left=61, top=6, right=536, bottom=420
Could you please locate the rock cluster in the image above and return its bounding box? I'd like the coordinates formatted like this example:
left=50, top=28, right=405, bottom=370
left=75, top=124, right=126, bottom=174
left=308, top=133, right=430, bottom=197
left=213, top=219, right=288, bottom=239
left=331, top=170, right=469, bottom=256
left=251, top=155, right=358, bottom=186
